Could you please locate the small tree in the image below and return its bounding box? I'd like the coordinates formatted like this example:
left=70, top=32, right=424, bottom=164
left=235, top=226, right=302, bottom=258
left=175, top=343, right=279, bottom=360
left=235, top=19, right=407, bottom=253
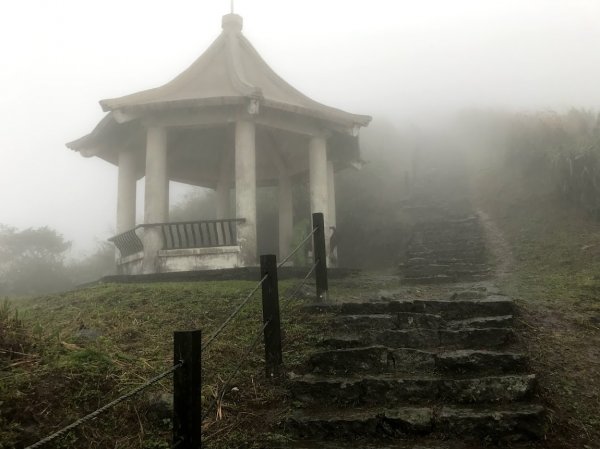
left=0, top=225, right=72, bottom=295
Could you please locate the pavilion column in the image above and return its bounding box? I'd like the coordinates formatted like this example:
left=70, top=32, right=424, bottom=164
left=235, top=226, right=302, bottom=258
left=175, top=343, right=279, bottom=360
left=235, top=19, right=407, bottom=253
left=278, top=172, right=293, bottom=262
left=235, top=120, right=257, bottom=265
left=142, top=126, right=169, bottom=273
left=327, top=160, right=337, bottom=266
left=309, top=135, right=330, bottom=257
left=116, top=149, right=137, bottom=234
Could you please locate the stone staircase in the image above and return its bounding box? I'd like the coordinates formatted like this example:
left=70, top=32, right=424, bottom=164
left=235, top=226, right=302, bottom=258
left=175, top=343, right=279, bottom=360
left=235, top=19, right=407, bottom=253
left=284, top=287, right=544, bottom=447
left=402, top=216, right=491, bottom=284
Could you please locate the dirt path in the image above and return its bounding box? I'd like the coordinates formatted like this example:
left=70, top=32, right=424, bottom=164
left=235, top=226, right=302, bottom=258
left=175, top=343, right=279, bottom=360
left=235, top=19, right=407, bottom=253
left=476, top=209, right=515, bottom=282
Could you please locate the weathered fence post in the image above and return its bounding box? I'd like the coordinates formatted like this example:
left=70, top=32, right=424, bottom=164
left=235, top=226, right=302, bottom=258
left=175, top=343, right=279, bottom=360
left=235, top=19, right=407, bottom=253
left=173, top=330, right=202, bottom=449
left=260, top=254, right=283, bottom=378
left=312, top=212, right=329, bottom=301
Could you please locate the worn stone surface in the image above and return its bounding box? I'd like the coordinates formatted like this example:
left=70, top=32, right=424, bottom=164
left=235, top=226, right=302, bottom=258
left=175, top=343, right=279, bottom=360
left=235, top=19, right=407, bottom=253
left=436, top=405, right=546, bottom=442
left=290, top=374, right=536, bottom=406
left=285, top=408, right=434, bottom=439
left=285, top=405, right=544, bottom=441
left=332, top=313, right=443, bottom=332
left=373, top=327, right=513, bottom=349
left=308, top=347, right=527, bottom=376
left=435, top=350, right=527, bottom=374
left=339, top=297, right=515, bottom=319
left=446, top=315, right=513, bottom=329
left=287, top=274, right=544, bottom=445
left=308, top=346, right=436, bottom=375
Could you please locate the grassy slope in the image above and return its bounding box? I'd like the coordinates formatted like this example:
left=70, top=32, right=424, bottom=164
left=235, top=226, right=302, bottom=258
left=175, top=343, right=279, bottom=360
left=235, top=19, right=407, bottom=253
left=0, top=280, right=336, bottom=449
left=473, top=168, right=600, bottom=448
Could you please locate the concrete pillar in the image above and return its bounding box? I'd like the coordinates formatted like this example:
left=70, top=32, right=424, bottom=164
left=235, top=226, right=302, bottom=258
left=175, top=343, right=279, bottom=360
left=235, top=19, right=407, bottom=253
left=278, top=173, right=293, bottom=262
left=116, top=149, right=137, bottom=234
left=216, top=147, right=233, bottom=220
left=235, top=120, right=257, bottom=265
left=327, top=160, right=337, bottom=266
left=143, top=126, right=169, bottom=273
left=309, top=135, right=330, bottom=256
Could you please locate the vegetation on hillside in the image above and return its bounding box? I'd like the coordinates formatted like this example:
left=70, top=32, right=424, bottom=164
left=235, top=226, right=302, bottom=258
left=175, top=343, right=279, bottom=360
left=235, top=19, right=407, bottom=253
left=0, top=280, right=336, bottom=448
left=468, top=121, right=600, bottom=448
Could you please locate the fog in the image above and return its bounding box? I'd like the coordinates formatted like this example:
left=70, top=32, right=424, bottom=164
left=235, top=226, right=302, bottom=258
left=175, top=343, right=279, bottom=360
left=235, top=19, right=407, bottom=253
left=1, top=0, right=599, bottom=256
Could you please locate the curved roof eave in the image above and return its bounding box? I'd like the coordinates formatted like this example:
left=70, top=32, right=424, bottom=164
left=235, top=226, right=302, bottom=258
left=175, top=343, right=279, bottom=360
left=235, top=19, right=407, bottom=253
left=97, top=14, right=371, bottom=129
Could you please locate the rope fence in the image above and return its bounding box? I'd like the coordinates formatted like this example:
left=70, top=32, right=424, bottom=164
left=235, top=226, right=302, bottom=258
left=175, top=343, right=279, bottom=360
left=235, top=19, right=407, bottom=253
left=21, top=212, right=329, bottom=449
left=25, top=361, right=184, bottom=449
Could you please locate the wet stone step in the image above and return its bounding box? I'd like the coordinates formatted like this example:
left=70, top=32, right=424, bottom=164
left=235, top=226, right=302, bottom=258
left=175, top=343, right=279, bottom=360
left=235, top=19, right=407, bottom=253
left=285, top=407, right=433, bottom=439
left=285, top=405, right=544, bottom=441
left=322, top=328, right=514, bottom=350
left=436, top=405, right=545, bottom=442
left=289, top=374, right=536, bottom=406
left=373, top=328, right=514, bottom=350
left=435, top=350, right=527, bottom=374
left=309, top=346, right=436, bottom=375
left=332, top=313, right=443, bottom=332
left=403, top=265, right=491, bottom=277
left=340, top=297, right=514, bottom=320
left=446, top=315, right=513, bottom=329
left=331, top=314, right=513, bottom=332
left=403, top=274, right=492, bottom=285
left=308, top=347, right=527, bottom=375
left=281, top=438, right=530, bottom=449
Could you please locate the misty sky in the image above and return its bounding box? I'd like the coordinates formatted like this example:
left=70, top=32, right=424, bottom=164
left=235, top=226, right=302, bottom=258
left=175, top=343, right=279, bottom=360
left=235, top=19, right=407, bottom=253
left=1, top=0, right=599, bottom=256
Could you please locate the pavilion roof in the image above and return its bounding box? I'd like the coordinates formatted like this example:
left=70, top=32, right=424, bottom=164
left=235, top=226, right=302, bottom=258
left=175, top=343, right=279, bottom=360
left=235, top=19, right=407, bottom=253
left=98, top=14, right=371, bottom=128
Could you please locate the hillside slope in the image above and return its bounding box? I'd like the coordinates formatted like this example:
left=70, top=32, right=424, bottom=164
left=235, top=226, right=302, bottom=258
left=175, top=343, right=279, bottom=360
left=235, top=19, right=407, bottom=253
left=472, top=167, right=600, bottom=448
left=1, top=280, right=331, bottom=449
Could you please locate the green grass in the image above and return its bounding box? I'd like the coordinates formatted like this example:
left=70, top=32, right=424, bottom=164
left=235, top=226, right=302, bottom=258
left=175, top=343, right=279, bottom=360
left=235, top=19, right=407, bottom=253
left=0, top=280, right=338, bottom=449
left=473, top=167, right=600, bottom=448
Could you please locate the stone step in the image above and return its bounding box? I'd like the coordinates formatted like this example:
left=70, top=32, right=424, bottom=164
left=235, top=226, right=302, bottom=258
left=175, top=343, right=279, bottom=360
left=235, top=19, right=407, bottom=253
left=403, top=265, right=490, bottom=277
left=373, top=328, right=514, bottom=349
left=281, top=438, right=537, bottom=449
left=446, top=315, right=513, bottom=329
left=322, top=328, right=514, bottom=351
left=332, top=313, right=443, bottom=331
left=402, top=274, right=491, bottom=285
left=285, top=405, right=545, bottom=441
left=308, top=347, right=527, bottom=376
left=340, top=297, right=515, bottom=320
left=331, top=314, right=513, bottom=332
left=290, top=374, right=536, bottom=406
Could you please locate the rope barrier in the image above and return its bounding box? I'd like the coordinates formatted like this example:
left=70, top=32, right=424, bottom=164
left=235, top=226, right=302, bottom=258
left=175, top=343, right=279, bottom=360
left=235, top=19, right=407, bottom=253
left=277, top=226, right=317, bottom=268
left=24, top=361, right=184, bottom=449
left=25, top=225, right=322, bottom=448
left=202, top=259, right=319, bottom=424
left=280, top=261, right=319, bottom=302
left=202, top=320, right=270, bottom=422
left=201, top=274, right=268, bottom=352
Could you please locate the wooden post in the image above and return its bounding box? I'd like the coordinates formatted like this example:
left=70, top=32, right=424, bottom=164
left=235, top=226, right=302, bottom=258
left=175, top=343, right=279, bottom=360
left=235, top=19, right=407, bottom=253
left=260, top=254, right=283, bottom=378
left=312, top=213, right=329, bottom=301
left=173, top=330, right=202, bottom=449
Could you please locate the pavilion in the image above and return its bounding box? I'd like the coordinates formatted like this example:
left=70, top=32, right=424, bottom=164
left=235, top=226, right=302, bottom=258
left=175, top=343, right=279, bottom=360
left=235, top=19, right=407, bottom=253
left=67, top=13, right=371, bottom=275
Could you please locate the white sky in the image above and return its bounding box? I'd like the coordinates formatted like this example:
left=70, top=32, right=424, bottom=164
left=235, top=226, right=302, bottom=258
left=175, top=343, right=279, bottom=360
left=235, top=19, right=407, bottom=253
left=1, top=0, right=599, bottom=256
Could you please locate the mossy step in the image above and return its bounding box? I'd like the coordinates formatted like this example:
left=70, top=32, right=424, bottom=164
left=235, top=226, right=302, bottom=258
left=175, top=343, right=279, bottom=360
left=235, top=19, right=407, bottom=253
left=331, top=314, right=513, bottom=332
left=340, top=297, right=514, bottom=319
left=308, top=347, right=527, bottom=375
left=284, top=404, right=545, bottom=441
left=322, top=327, right=514, bottom=350
left=290, top=374, right=536, bottom=406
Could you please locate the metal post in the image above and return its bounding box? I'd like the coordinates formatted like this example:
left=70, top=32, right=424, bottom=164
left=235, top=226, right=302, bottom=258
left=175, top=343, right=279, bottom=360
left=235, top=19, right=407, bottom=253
left=173, top=330, right=202, bottom=449
left=312, top=212, right=329, bottom=301
left=260, top=254, right=283, bottom=378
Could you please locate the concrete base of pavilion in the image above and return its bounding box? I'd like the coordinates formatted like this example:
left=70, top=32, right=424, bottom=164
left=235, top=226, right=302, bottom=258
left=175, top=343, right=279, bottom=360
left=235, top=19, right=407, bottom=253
left=118, top=246, right=243, bottom=275
left=89, top=266, right=359, bottom=286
